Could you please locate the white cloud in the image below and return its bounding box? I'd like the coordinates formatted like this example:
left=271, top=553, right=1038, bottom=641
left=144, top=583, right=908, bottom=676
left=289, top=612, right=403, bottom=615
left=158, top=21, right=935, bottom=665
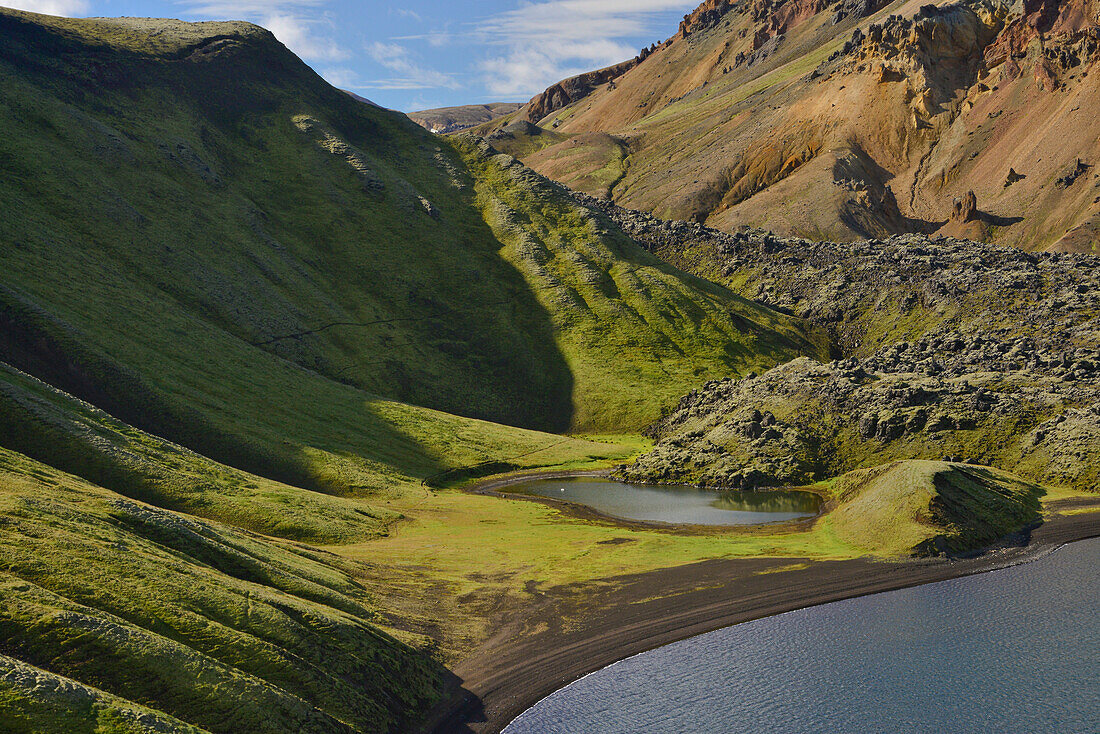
left=475, top=0, right=697, bottom=98
left=389, top=7, right=422, bottom=22
left=391, top=28, right=455, bottom=49
left=3, top=0, right=91, bottom=16
left=366, top=41, right=458, bottom=90
left=263, top=13, right=348, bottom=61
left=318, top=66, right=358, bottom=88
left=179, top=1, right=347, bottom=62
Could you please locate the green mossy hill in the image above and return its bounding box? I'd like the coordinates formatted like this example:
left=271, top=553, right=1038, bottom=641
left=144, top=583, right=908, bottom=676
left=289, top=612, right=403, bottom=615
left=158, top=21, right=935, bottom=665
left=0, top=362, right=395, bottom=543
left=1, top=653, right=210, bottom=734
left=0, top=10, right=268, bottom=56
left=0, top=7, right=814, bottom=451
left=458, top=137, right=818, bottom=429
left=823, top=460, right=1044, bottom=557
left=0, top=447, right=442, bottom=734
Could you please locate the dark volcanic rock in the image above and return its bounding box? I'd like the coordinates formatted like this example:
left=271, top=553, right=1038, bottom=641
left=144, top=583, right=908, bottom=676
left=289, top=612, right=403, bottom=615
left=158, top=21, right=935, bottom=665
left=573, top=190, right=1100, bottom=359
left=619, top=343, right=1100, bottom=492
left=571, top=191, right=1100, bottom=493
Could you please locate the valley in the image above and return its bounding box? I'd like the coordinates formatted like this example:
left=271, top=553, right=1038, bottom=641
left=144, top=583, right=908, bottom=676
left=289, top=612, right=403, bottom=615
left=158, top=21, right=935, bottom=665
left=0, top=2, right=1098, bottom=734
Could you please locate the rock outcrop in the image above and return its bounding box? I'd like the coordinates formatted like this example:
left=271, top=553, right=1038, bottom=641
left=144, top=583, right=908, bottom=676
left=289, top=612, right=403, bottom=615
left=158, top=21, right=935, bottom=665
left=620, top=342, right=1100, bottom=492
left=578, top=191, right=1099, bottom=355
left=951, top=190, right=979, bottom=223
left=678, top=0, right=738, bottom=37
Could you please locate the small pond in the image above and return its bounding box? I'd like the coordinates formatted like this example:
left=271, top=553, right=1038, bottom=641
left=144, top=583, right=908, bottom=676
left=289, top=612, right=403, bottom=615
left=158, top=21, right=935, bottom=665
left=501, top=477, right=821, bottom=526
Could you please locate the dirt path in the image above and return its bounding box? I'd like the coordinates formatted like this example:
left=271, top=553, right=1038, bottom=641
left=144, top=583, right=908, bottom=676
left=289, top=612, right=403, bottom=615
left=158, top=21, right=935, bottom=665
left=424, top=495, right=1100, bottom=733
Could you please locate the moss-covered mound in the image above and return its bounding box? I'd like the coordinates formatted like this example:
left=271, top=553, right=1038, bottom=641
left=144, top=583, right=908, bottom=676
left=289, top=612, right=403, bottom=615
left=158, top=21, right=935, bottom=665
left=824, top=460, right=1044, bottom=557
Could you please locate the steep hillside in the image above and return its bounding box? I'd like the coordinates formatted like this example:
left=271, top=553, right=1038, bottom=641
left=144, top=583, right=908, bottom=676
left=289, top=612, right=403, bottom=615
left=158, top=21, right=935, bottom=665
left=0, top=6, right=815, bottom=462
left=0, top=447, right=442, bottom=734
left=458, top=138, right=818, bottom=428
left=408, top=102, right=522, bottom=134
left=479, top=0, right=1100, bottom=252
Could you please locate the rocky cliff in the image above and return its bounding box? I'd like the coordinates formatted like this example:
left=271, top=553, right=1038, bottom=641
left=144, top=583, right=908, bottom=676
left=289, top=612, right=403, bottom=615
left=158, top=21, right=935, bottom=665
left=522, top=58, right=643, bottom=123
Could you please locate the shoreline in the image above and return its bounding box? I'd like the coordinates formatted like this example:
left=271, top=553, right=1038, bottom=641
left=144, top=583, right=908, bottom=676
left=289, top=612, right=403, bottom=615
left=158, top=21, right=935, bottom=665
left=425, top=479, right=1100, bottom=734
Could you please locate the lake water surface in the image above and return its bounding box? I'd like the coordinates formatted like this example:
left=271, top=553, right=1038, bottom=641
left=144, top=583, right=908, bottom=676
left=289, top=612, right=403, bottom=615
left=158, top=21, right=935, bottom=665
left=506, top=536, right=1100, bottom=734
left=503, top=477, right=821, bottom=526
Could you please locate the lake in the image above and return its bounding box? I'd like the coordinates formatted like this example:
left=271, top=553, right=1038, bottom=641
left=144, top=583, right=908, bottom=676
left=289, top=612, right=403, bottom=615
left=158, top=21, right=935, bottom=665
left=506, top=537, right=1100, bottom=734
left=502, top=477, right=822, bottom=526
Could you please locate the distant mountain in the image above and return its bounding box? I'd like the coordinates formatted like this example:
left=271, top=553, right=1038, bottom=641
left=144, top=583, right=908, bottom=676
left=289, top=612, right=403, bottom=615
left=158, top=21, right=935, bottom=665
left=408, top=102, right=523, bottom=133
left=475, top=0, right=1100, bottom=253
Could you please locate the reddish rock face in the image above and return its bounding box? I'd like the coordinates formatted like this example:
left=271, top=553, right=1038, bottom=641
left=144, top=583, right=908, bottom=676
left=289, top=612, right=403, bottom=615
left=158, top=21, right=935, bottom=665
left=524, top=58, right=639, bottom=122
left=986, top=0, right=1098, bottom=65
left=751, top=0, right=831, bottom=40
left=677, top=0, right=737, bottom=38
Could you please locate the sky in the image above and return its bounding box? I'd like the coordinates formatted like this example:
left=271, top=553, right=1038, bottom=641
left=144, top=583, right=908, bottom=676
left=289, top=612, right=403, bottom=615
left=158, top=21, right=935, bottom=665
left=5, top=0, right=700, bottom=111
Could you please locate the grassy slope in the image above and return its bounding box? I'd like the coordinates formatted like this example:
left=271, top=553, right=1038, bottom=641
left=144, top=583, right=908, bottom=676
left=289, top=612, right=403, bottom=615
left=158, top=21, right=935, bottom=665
left=1, top=654, right=210, bottom=734
left=459, top=138, right=818, bottom=429
left=356, top=457, right=1074, bottom=662
left=0, top=447, right=441, bottom=734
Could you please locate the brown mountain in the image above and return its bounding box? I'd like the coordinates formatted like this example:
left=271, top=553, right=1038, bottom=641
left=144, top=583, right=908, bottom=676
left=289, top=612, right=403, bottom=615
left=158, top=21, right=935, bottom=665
left=407, top=102, right=522, bottom=133
left=476, top=0, right=1100, bottom=252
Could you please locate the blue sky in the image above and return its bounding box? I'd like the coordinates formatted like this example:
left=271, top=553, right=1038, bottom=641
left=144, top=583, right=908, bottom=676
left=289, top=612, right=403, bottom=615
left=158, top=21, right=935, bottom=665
left=7, top=0, right=700, bottom=110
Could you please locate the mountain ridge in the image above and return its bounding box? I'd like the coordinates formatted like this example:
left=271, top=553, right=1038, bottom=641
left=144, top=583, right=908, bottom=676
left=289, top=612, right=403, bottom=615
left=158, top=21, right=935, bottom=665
left=475, top=0, right=1100, bottom=252
left=407, top=102, right=522, bottom=134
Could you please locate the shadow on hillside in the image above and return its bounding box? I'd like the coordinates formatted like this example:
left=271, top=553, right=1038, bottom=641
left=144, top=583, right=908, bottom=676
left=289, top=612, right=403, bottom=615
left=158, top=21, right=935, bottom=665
left=425, top=672, right=487, bottom=734
left=980, top=212, right=1025, bottom=227
left=834, top=145, right=944, bottom=237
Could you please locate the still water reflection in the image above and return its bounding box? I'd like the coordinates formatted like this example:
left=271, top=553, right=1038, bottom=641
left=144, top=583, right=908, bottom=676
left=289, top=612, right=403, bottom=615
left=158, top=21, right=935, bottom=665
left=503, top=477, right=821, bottom=526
